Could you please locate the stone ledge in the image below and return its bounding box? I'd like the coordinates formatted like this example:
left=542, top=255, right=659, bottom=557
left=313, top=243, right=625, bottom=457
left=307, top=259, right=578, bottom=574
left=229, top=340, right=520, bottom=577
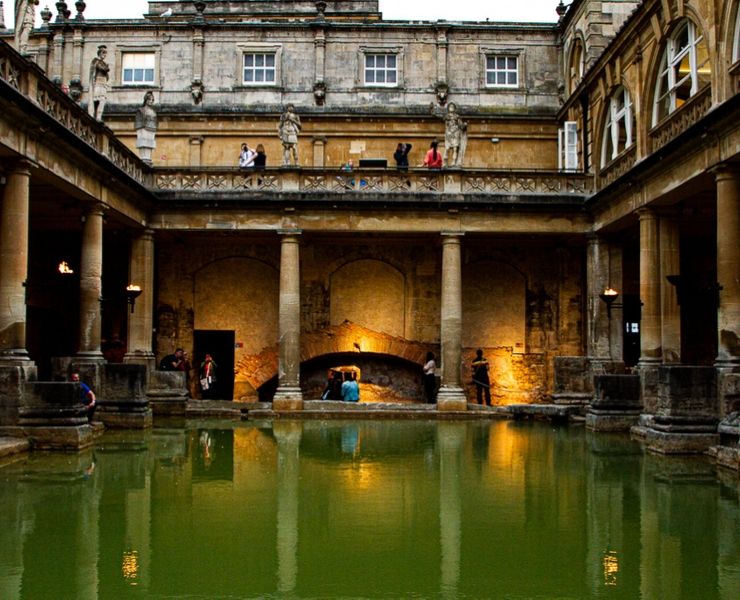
left=0, top=436, right=31, bottom=459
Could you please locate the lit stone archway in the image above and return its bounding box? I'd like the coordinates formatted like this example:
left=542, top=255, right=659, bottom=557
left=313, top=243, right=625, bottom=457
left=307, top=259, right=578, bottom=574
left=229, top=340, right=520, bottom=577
left=330, top=259, right=406, bottom=337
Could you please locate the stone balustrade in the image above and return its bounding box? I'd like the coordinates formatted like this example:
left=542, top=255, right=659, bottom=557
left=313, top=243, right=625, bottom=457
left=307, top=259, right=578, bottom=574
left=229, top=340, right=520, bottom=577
left=154, top=166, right=594, bottom=198
left=0, top=40, right=148, bottom=187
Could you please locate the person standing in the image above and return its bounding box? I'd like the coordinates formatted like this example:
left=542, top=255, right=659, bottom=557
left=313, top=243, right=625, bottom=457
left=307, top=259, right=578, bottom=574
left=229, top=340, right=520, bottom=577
left=422, top=351, right=437, bottom=404
left=199, top=353, right=218, bottom=399
left=71, top=372, right=96, bottom=422
left=341, top=372, right=360, bottom=402
left=239, top=143, right=257, bottom=168
left=394, top=143, right=412, bottom=170
left=471, top=349, right=491, bottom=406
left=159, top=348, right=183, bottom=371
left=253, top=144, right=267, bottom=169
left=423, top=140, right=443, bottom=168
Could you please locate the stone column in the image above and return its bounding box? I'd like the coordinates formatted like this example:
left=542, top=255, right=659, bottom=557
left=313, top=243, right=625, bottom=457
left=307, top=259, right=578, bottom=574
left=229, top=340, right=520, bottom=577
left=715, top=168, right=740, bottom=367
left=587, top=234, right=617, bottom=360
left=659, top=212, right=681, bottom=363
left=125, top=229, right=155, bottom=368
left=437, top=233, right=467, bottom=410
left=435, top=26, right=448, bottom=86
left=78, top=203, right=105, bottom=359
left=636, top=208, right=662, bottom=417
left=312, top=137, right=327, bottom=168
left=273, top=231, right=303, bottom=410
left=0, top=161, right=32, bottom=361
left=638, top=209, right=661, bottom=364
left=188, top=137, right=204, bottom=167
left=314, top=28, right=326, bottom=84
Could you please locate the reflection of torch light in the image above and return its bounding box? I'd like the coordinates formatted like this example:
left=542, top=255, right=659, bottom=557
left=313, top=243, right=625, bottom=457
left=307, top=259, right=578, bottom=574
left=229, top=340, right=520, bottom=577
left=602, top=549, right=619, bottom=586
left=58, top=261, right=74, bottom=274
left=122, top=550, right=139, bottom=585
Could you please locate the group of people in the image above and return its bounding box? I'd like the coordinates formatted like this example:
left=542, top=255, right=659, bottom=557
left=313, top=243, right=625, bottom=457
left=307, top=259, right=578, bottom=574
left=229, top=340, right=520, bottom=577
left=159, top=348, right=218, bottom=399
left=238, top=142, right=267, bottom=169
left=421, top=348, right=492, bottom=406
left=321, top=370, right=360, bottom=402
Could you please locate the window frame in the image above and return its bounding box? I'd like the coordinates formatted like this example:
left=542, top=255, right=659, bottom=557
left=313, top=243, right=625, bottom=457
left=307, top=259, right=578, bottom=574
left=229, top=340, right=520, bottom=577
left=234, top=44, right=283, bottom=89
left=242, top=52, right=277, bottom=86
left=601, top=86, right=635, bottom=166
left=558, top=121, right=579, bottom=172
left=113, top=45, right=161, bottom=88
left=479, top=48, right=524, bottom=91
left=121, top=53, right=156, bottom=86
left=358, top=46, right=403, bottom=89
left=652, top=19, right=711, bottom=125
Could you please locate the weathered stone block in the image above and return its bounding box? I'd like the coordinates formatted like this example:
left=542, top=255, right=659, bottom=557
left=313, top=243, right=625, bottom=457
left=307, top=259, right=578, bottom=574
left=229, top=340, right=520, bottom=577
left=19, top=382, right=88, bottom=426
left=586, top=374, right=642, bottom=432
left=148, top=370, right=189, bottom=416
left=98, top=364, right=152, bottom=429
left=656, top=366, right=718, bottom=419
left=0, top=364, right=37, bottom=426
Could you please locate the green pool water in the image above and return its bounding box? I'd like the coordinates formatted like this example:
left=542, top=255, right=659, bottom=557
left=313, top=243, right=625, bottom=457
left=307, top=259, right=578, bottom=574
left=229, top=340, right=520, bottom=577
left=1, top=420, right=738, bottom=599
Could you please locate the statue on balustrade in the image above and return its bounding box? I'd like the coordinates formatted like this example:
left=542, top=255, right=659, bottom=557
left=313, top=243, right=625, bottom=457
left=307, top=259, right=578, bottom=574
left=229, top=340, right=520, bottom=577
left=88, top=45, right=110, bottom=121
left=15, top=0, right=39, bottom=55
left=135, top=91, right=158, bottom=165
left=278, top=104, right=301, bottom=167
left=430, top=101, right=468, bottom=168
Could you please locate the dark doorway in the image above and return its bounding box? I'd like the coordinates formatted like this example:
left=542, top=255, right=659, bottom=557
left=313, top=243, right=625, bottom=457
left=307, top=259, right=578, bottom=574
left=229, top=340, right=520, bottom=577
left=193, top=330, right=235, bottom=400
left=622, top=294, right=641, bottom=368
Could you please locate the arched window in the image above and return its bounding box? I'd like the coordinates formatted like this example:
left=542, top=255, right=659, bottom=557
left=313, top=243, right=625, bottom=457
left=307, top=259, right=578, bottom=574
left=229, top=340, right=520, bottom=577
left=569, top=39, right=585, bottom=93
left=601, top=86, right=634, bottom=166
left=653, top=19, right=711, bottom=125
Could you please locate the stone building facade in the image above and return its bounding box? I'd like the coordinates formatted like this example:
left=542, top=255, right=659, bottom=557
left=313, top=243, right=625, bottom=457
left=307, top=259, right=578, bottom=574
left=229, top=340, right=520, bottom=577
left=0, top=0, right=739, bottom=460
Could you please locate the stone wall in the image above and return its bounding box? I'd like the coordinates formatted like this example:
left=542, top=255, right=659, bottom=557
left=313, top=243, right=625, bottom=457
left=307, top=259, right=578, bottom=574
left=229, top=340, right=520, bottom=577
left=155, top=236, right=584, bottom=402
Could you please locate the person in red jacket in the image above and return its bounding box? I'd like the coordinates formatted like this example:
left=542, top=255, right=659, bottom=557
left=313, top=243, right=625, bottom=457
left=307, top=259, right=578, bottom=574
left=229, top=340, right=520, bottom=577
left=423, top=140, right=443, bottom=168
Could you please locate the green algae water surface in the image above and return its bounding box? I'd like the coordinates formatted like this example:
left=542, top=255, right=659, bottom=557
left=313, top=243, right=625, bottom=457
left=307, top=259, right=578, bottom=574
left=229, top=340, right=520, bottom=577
left=1, top=420, right=738, bottom=599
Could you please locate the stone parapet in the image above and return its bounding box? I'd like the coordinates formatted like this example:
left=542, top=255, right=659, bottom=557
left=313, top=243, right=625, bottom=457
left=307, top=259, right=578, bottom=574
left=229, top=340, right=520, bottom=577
left=0, top=364, right=37, bottom=427
left=552, top=356, right=624, bottom=406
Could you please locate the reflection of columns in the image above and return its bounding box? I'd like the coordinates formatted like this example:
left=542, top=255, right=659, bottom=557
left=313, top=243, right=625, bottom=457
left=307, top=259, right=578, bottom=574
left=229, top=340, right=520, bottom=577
left=125, top=229, right=155, bottom=367
left=637, top=209, right=661, bottom=364
left=78, top=203, right=105, bottom=358
left=0, top=161, right=32, bottom=361
left=437, top=422, right=463, bottom=598
left=659, top=213, right=680, bottom=363
left=275, top=421, right=302, bottom=595
left=76, top=454, right=101, bottom=600
left=437, top=233, right=467, bottom=410
left=587, top=235, right=622, bottom=361
left=274, top=231, right=303, bottom=410
left=715, top=168, right=740, bottom=366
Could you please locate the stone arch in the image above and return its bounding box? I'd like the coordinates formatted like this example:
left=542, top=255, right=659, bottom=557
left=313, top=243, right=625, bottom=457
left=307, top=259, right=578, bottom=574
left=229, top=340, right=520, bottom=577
left=566, top=34, right=586, bottom=94
left=329, top=258, right=406, bottom=338
left=462, top=259, right=526, bottom=351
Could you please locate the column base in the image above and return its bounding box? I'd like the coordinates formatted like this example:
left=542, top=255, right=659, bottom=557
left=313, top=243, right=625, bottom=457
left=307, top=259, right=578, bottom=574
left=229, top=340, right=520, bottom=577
left=0, top=349, right=32, bottom=365
left=273, top=386, right=304, bottom=411
left=586, top=409, right=642, bottom=432
left=436, top=386, right=467, bottom=411
left=23, top=425, right=94, bottom=450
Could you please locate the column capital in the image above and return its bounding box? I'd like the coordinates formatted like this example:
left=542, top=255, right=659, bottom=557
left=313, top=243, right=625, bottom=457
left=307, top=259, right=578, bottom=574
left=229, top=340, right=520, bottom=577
left=82, top=201, right=107, bottom=218
left=709, top=163, right=740, bottom=182
left=5, top=159, right=35, bottom=177
left=636, top=207, right=656, bottom=221
left=277, top=229, right=302, bottom=238
left=440, top=231, right=464, bottom=241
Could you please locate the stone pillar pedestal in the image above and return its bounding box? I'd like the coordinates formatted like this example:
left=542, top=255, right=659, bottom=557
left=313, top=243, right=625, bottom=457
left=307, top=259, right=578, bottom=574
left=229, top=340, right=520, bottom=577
left=18, top=382, right=93, bottom=449
left=644, top=366, right=719, bottom=454
left=437, top=233, right=467, bottom=411
left=0, top=363, right=37, bottom=428
left=147, top=371, right=189, bottom=416
left=78, top=203, right=105, bottom=359
left=552, top=356, right=624, bottom=407
left=98, top=364, right=152, bottom=429
left=586, top=374, right=642, bottom=431
left=273, top=231, right=303, bottom=411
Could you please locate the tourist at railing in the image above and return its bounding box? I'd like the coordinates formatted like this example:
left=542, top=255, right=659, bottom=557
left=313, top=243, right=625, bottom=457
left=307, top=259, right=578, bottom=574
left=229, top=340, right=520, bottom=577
left=239, top=143, right=257, bottom=168
left=394, top=143, right=412, bottom=170
left=423, top=141, right=443, bottom=169
left=253, top=144, right=267, bottom=169
left=341, top=371, right=360, bottom=402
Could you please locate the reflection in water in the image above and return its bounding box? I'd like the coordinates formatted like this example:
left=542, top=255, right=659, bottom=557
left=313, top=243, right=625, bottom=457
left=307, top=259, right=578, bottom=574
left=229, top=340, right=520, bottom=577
left=0, top=421, right=738, bottom=599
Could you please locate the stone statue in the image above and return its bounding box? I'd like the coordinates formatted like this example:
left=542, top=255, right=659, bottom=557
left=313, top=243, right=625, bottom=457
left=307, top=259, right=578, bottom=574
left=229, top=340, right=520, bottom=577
left=135, top=91, right=157, bottom=164
left=278, top=104, right=301, bottom=166
left=430, top=101, right=468, bottom=167
left=88, top=45, right=110, bottom=121
left=14, top=0, right=38, bottom=55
